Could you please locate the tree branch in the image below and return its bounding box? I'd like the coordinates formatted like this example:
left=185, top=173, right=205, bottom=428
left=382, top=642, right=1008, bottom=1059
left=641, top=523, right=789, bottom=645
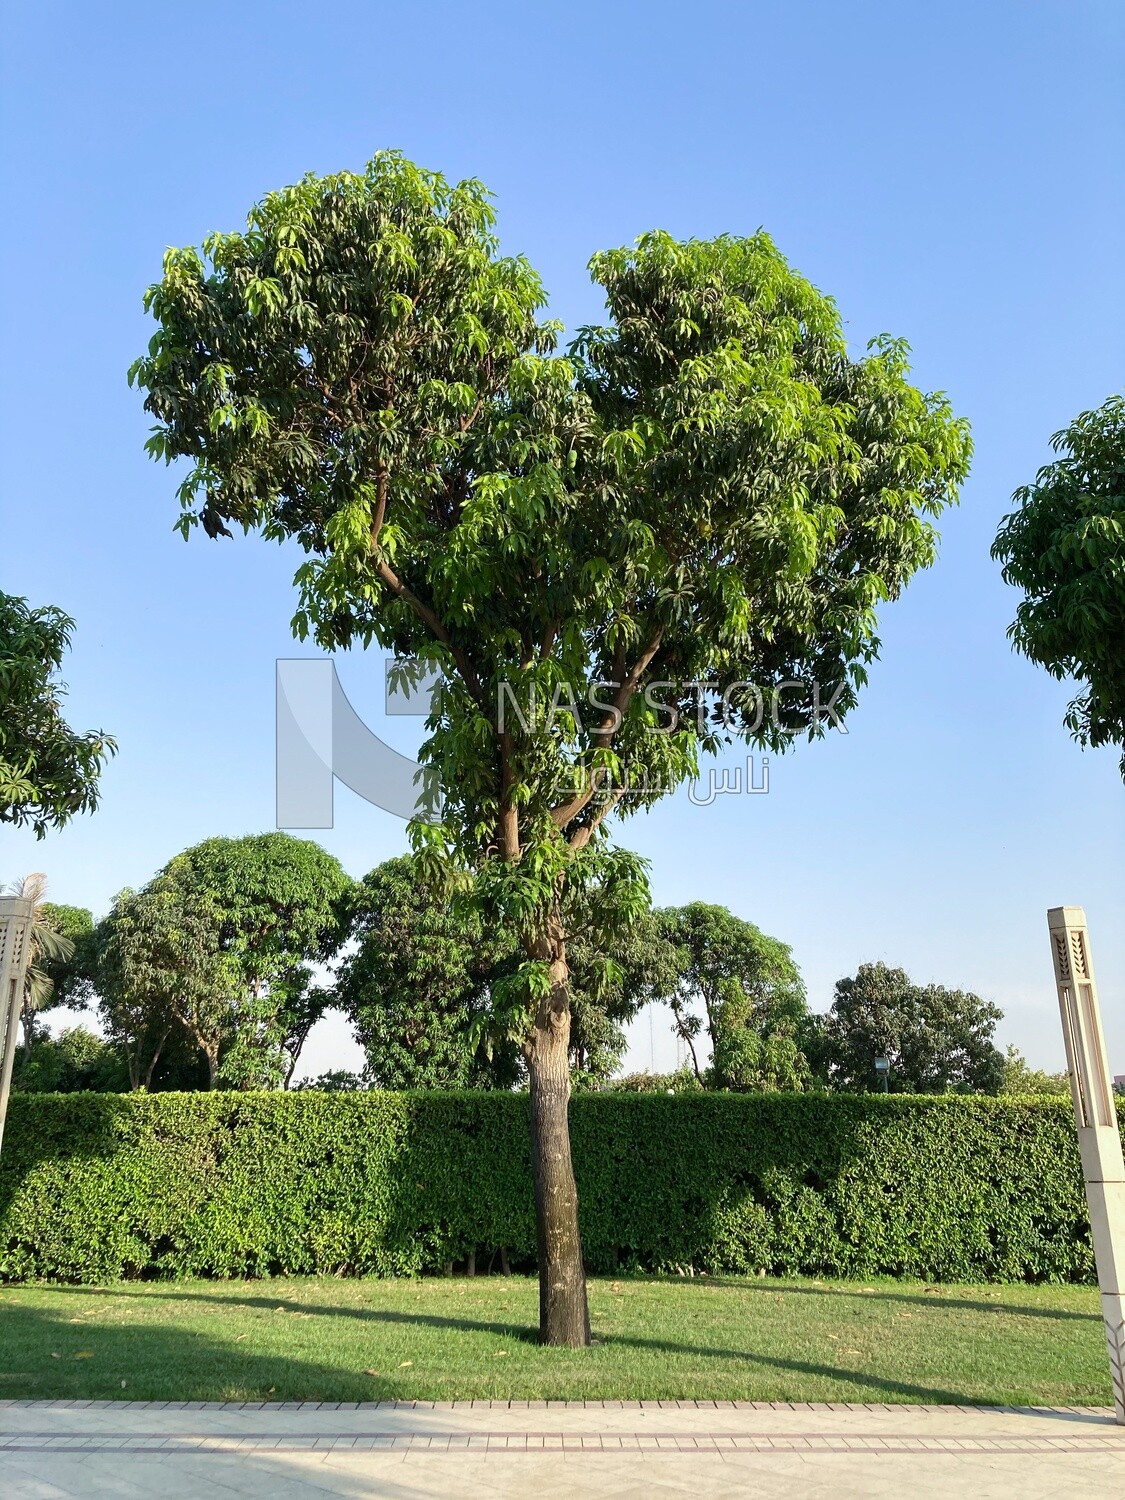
left=567, top=781, right=629, bottom=851
left=367, top=459, right=489, bottom=712
left=549, top=624, right=664, bottom=829
left=497, top=728, right=521, bottom=861
left=370, top=460, right=390, bottom=542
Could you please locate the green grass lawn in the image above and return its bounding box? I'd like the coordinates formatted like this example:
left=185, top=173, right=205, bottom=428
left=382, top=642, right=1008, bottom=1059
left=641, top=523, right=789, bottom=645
left=0, top=1275, right=1109, bottom=1406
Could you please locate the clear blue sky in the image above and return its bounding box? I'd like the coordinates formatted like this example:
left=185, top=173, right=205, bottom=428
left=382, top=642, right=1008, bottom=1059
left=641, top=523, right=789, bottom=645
left=2, top=0, right=1122, bottom=1076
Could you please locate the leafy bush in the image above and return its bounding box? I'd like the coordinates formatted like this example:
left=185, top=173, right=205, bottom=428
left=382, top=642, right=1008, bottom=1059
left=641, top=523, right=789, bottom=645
left=0, top=1092, right=1101, bottom=1284
left=15, top=1027, right=129, bottom=1094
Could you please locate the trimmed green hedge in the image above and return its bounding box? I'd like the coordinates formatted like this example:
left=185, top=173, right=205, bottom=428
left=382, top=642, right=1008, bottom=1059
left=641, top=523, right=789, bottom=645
left=0, top=1091, right=1103, bottom=1284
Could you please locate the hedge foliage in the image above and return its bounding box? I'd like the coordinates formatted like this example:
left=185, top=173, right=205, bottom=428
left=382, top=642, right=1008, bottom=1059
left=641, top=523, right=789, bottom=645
left=0, top=1092, right=1105, bottom=1284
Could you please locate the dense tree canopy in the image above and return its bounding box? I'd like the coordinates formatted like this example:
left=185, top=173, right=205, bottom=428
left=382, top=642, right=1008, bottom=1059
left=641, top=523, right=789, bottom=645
left=132, top=151, right=971, bottom=1343
left=337, top=856, right=519, bottom=1090
left=992, top=393, right=1125, bottom=775
left=167, top=833, right=353, bottom=1086
left=819, top=961, right=1004, bottom=1094
left=658, top=903, right=810, bottom=1091
left=86, top=875, right=238, bottom=1090
left=564, top=896, right=681, bottom=1084
left=15, top=1026, right=129, bottom=1094
left=0, top=593, right=115, bottom=837
left=72, top=834, right=352, bottom=1090
left=337, top=855, right=680, bottom=1089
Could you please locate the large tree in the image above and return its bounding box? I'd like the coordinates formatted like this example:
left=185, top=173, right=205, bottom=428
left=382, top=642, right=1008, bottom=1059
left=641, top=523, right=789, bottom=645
left=77, top=834, right=351, bottom=1089
left=658, top=903, right=810, bottom=1091
left=992, top=392, right=1125, bottom=775
left=132, top=152, right=970, bottom=1343
left=0, top=593, right=115, bottom=837
left=166, top=833, right=352, bottom=1087
left=89, top=876, right=238, bottom=1090
left=820, top=961, right=1005, bottom=1094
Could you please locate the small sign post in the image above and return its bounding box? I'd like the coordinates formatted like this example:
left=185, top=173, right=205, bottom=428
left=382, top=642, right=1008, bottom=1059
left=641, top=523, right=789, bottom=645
left=1048, top=905, right=1125, bottom=1424
left=0, top=896, right=34, bottom=1159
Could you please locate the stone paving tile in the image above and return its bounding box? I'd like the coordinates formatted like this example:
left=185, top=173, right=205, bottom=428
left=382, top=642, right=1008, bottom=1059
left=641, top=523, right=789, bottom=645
left=4, top=1400, right=1125, bottom=1498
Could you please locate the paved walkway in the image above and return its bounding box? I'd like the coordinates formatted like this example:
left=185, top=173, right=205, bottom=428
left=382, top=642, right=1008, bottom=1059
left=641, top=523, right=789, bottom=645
left=2, top=1399, right=1123, bottom=1497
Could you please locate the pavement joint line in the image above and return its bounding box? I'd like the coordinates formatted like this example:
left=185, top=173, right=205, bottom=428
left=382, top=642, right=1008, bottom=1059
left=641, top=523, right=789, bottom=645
left=4, top=1432, right=1125, bottom=1454
left=0, top=1400, right=1117, bottom=1412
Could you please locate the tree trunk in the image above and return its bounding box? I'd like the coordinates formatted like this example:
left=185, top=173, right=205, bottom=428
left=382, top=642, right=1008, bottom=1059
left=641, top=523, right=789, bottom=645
left=141, top=1027, right=170, bottom=1092
left=525, top=918, right=591, bottom=1347
left=671, top=997, right=703, bottom=1082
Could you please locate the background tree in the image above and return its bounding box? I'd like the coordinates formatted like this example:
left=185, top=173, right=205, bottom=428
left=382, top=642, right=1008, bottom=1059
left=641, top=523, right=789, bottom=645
left=821, top=961, right=1005, bottom=1094
left=565, top=901, right=681, bottom=1085
left=658, top=903, right=810, bottom=1090
left=15, top=1026, right=129, bottom=1093
left=166, top=834, right=353, bottom=1087
left=292, top=1068, right=365, bottom=1092
left=0, top=592, right=115, bottom=837
left=337, top=856, right=679, bottom=1088
left=992, top=392, right=1125, bottom=775
left=133, top=152, right=970, bottom=1342
left=338, top=856, right=520, bottom=1090
left=83, top=834, right=352, bottom=1089
left=999, top=1045, right=1070, bottom=1096
left=90, top=877, right=239, bottom=1089
left=32, top=901, right=94, bottom=1002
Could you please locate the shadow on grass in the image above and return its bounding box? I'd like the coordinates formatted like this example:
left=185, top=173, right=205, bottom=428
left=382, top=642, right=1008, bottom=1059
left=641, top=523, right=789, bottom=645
left=648, top=1275, right=1102, bottom=1324
left=38, top=1273, right=1103, bottom=1326
left=3, top=1284, right=1096, bottom=1406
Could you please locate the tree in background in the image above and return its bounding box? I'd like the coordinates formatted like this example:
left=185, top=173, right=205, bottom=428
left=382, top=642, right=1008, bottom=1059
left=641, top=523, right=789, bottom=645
left=15, top=1026, right=129, bottom=1093
left=564, top=900, right=681, bottom=1085
left=166, top=834, right=352, bottom=1087
left=31, top=901, right=93, bottom=1003
left=337, top=856, right=680, bottom=1089
left=0, top=593, right=115, bottom=838
left=1000, top=1045, right=1070, bottom=1096
left=88, top=876, right=239, bottom=1089
left=658, top=903, right=810, bottom=1090
left=992, top=392, right=1125, bottom=776
left=338, top=856, right=519, bottom=1090
left=72, top=833, right=351, bottom=1089
left=821, top=961, right=1005, bottom=1094
left=133, top=152, right=970, bottom=1343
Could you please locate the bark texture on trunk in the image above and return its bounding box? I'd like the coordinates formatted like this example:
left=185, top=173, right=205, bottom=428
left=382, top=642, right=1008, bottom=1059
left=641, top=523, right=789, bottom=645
left=525, top=919, right=591, bottom=1347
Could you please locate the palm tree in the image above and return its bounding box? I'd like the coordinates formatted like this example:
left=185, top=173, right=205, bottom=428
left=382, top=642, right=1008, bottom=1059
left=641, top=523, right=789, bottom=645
left=5, top=874, right=76, bottom=1051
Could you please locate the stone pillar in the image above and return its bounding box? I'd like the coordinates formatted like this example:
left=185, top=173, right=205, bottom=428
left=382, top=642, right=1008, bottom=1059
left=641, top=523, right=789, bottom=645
left=1048, top=905, right=1125, bottom=1423
left=0, top=896, right=35, bottom=1158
